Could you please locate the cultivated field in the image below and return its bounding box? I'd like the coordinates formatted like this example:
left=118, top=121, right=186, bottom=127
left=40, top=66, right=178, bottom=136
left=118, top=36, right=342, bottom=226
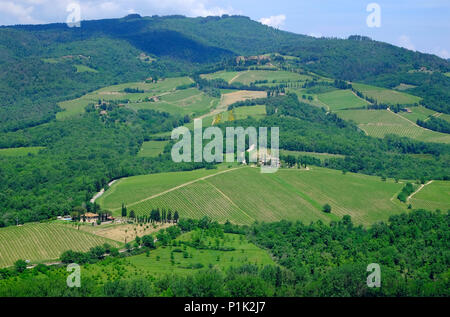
left=130, top=87, right=219, bottom=117
left=81, top=232, right=275, bottom=280
left=0, top=147, right=44, bottom=156
left=337, top=109, right=450, bottom=143
left=137, top=140, right=168, bottom=157
left=56, top=77, right=194, bottom=119
left=0, top=223, right=121, bottom=267
left=97, top=165, right=236, bottom=211
left=202, top=70, right=310, bottom=85
left=399, top=106, right=438, bottom=122
left=409, top=181, right=450, bottom=211
left=65, top=221, right=174, bottom=244
left=352, top=83, right=421, bottom=105
left=101, top=166, right=408, bottom=226
left=317, top=89, right=369, bottom=111
left=233, top=105, right=266, bottom=120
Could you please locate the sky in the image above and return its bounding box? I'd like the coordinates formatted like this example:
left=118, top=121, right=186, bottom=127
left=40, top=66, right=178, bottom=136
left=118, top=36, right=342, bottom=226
left=0, top=0, right=449, bottom=59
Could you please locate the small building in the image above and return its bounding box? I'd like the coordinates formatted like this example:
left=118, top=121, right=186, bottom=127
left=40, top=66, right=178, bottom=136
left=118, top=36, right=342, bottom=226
left=83, top=212, right=99, bottom=223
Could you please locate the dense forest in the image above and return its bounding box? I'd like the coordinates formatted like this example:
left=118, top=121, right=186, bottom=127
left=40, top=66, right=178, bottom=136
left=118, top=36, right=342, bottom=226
left=0, top=210, right=448, bottom=297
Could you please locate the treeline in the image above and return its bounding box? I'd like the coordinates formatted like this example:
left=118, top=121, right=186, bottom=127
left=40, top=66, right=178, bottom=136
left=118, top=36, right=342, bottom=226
left=249, top=209, right=450, bottom=296
left=1, top=210, right=448, bottom=297
left=417, top=117, right=450, bottom=134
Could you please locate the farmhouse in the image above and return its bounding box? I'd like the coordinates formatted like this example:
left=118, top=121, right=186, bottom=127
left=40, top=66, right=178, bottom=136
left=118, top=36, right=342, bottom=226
left=83, top=212, right=99, bottom=223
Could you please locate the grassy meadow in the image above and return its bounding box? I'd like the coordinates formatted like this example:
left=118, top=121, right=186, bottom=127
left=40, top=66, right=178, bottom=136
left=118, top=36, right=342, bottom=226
left=80, top=232, right=275, bottom=282
left=137, top=141, right=168, bottom=157
left=0, top=147, right=44, bottom=156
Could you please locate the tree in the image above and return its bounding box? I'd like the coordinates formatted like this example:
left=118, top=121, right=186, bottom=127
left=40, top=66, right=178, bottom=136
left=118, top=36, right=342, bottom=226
left=121, top=203, right=127, bottom=217
left=174, top=211, right=179, bottom=223
left=323, top=203, right=332, bottom=213
left=167, top=210, right=172, bottom=223
left=129, top=210, right=136, bottom=219
left=14, top=259, right=27, bottom=273
left=142, top=235, right=155, bottom=248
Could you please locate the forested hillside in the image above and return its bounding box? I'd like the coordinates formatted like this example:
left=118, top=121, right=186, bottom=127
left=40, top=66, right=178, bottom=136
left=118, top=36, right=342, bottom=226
left=1, top=14, right=449, bottom=132
left=0, top=14, right=449, bottom=227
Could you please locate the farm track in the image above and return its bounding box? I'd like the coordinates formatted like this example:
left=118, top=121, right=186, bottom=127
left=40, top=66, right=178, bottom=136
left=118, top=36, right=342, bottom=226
left=111, top=167, right=244, bottom=211
left=408, top=180, right=433, bottom=201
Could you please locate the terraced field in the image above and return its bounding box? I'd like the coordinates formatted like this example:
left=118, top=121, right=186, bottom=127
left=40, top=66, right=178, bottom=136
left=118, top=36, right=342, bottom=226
left=0, top=223, right=121, bottom=267
left=409, top=181, right=450, bottom=211
left=102, top=166, right=407, bottom=226
left=352, top=83, right=421, bottom=105
left=317, top=89, right=369, bottom=111
left=0, top=147, right=45, bottom=156
left=337, top=109, right=450, bottom=143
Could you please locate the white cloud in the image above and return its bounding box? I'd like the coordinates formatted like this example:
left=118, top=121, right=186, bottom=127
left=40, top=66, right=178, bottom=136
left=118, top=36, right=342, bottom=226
left=308, top=32, right=322, bottom=38
left=0, top=0, right=236, bottom=25
left=0, top=1, right=42, bottom=24
left=259, top=14, right=286, bottom=29
left=398, top=35, right=416, bottom=51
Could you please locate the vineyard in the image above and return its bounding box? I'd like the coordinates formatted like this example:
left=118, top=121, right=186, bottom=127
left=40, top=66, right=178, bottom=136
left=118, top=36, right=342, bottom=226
left=409, top=181, right=450, bottom=211
left=0, top=223, right=121, bottom=267
left=112, top=167, right=408, bottom=226
left=351, top=83, right=422, bottom=105
left=317, top=89, right=369, bottom=111
left=337, top=109, right=450, bottom=143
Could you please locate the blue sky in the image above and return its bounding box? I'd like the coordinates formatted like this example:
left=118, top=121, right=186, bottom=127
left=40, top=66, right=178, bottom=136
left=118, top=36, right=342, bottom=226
left=0, top=0, right=449, bottom=58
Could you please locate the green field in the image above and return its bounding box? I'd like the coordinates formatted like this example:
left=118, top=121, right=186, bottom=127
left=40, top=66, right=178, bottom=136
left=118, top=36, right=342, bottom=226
left=233, top=105, right=266, bottom=120
left=317, top=89, right=369, bottom=111
left=399, top=106, right=437, bottom=122
left=101, top=166, right=409, bottom=226
left=56, top=77, right=194, bottom=119
left=352, top=83, right=422, bottom=105
left=0, top=223, right=121, bottom=267
left=78, top=231, right=274, bottom=282
left=129, top=87, right=219, bottom=117
left=337, top=109, right=450, bottom=143
left=97, top=165, right=236, bottom=211
left=409, top=181, right=450, bottom=211
left=202, top=70, right=310, bottom=85
left=201, top=70, right=242, bottom=83
left=231, top=70, right=310, bottom=85
left=74, top=64, right=98, bottom=73
left=0, top=147, right=44, bottom=156
left=137, top=141, right=169, bottom=157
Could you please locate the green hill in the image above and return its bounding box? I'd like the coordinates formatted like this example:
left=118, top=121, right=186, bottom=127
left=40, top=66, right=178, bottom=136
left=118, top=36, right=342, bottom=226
left=100, top=166, right=408, bottom=226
